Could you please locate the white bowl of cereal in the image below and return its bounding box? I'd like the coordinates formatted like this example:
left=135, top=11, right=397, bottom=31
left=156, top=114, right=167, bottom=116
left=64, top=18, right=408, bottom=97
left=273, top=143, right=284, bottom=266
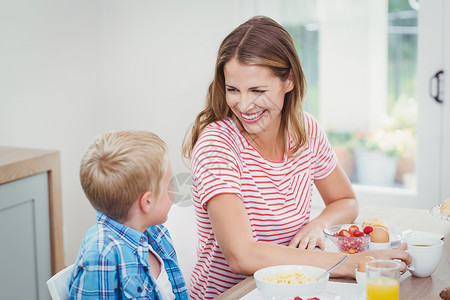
left=254, top=265, right=329, bottom=300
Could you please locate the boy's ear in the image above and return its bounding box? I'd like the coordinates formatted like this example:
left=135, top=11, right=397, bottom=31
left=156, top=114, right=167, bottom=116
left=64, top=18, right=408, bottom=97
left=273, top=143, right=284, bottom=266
left=139, top=191, right=153, bottom=213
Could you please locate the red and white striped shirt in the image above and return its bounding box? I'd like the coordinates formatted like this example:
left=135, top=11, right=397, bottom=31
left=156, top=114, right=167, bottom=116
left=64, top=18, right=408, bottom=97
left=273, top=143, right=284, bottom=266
left=189, top=112, right=337, bottom=299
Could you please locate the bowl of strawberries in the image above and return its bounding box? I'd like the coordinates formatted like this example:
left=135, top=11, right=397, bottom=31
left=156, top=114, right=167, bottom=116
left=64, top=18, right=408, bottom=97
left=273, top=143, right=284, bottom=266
left=323, top=224, right=373, bottom=254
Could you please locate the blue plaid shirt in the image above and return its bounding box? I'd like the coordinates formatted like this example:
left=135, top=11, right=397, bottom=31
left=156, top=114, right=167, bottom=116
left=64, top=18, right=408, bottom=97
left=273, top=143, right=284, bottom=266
left=67, top=212, right=189, bottom=299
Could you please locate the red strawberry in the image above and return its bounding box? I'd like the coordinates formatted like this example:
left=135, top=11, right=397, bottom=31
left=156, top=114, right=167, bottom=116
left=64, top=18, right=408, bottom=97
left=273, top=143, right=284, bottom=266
left=363, top=226, right=373, bottom=235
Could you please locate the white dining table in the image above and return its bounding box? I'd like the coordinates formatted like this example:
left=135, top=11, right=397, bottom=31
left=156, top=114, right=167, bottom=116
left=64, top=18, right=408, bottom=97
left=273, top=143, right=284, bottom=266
left=215, top=205, right=450, bottom=300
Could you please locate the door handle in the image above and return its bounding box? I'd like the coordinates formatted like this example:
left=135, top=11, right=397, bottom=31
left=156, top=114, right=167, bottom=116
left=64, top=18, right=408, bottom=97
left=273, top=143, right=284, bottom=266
left=430, top=70, right=444, bottom=103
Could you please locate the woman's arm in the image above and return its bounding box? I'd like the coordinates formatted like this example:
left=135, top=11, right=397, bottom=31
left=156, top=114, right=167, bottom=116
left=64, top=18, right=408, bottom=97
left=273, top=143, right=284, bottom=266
left=314, top=163, right=358, bottom=223
left=288, top=164, right=358, bottom=249
left=206, top=192, right=410, bottom=277
left=207, top=193, right=349, bottom=276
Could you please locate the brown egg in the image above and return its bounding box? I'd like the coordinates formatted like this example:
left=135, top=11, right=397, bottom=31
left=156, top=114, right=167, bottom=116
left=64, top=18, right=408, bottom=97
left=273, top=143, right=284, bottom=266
left=370, top=227, right=390, bottom=243
left=357, top=256, right=375, bottom=272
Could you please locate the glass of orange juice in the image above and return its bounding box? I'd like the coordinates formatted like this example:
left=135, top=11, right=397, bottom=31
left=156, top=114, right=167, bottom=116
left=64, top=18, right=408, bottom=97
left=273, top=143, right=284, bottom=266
left=366, top=260, right=400, bottom=300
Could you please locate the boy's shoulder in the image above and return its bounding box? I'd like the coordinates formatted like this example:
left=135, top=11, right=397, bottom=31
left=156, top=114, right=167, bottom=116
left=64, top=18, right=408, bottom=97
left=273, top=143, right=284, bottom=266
left=79, top=223, right=128, bottom=261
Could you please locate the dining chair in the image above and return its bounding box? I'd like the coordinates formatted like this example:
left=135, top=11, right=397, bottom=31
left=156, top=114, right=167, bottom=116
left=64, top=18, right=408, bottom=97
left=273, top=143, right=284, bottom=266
left=46, top=264, right=74, bottom=300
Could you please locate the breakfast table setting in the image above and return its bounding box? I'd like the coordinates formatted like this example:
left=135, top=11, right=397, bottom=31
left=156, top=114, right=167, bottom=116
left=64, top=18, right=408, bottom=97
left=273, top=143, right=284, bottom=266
left=215, top=204, right=450, bottom=300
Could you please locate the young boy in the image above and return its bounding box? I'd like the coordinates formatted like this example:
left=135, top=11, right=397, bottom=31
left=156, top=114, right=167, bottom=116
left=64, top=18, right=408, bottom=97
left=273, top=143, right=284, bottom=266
left=68, top=130, right=189, bottom=299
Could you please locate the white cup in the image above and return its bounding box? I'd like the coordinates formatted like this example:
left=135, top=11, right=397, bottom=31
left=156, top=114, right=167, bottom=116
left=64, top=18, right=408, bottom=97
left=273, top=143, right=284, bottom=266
left=369, top=241, right=391, bottom=250
left=405, top=238, right=443, bottom=277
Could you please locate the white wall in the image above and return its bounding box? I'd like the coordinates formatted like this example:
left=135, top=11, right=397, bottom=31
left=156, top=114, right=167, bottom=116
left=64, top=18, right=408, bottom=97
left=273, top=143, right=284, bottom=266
left=0, top=0, right=242, bottom=280
left=0, top=0, right=104, bottom=265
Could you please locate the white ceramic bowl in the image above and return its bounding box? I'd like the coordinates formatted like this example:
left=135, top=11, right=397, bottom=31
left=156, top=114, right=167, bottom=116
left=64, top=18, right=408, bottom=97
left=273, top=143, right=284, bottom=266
left=254, top=265, right=329, bottom=300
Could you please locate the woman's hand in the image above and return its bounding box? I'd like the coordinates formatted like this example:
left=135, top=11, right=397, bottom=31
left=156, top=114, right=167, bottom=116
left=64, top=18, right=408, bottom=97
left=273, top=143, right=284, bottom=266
left=288, top=218, right=326, bottom=250
left=290, top=165, right=358, bottom=250
left=289, top=165, right=357, bottom=250
left=336, top=243, right=412, bottom=278
left=364, top=242, right=412, bottom=273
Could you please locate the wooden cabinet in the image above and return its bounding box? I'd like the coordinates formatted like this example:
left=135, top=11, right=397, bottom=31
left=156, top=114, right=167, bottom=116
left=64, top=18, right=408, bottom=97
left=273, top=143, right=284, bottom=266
left=0, top=147, right=64, bottom=299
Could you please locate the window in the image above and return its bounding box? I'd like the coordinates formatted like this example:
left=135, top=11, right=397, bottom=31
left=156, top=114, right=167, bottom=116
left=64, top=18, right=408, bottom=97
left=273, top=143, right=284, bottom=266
left=244, top=0, right=418, bottom=189
left=241, top=0, right=448, bottom=208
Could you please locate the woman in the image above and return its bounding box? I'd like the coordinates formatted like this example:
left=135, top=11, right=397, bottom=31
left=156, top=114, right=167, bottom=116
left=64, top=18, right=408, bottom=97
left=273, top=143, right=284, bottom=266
left=183, top=16, right=411, bottom=299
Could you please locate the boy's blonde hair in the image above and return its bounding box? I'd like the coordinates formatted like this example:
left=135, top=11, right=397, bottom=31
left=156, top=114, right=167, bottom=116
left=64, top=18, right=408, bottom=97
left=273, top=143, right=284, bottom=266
left=80, top=130, right=168, bottom=222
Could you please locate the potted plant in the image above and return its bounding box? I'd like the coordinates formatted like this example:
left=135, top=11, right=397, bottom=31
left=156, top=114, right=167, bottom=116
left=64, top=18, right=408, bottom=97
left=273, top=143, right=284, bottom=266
left=355, top=97, right=416, bottom=187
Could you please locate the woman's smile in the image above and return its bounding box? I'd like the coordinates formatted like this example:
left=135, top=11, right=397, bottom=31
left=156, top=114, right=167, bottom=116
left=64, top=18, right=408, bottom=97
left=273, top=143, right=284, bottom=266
left=241, top=110, right=266, bottom=123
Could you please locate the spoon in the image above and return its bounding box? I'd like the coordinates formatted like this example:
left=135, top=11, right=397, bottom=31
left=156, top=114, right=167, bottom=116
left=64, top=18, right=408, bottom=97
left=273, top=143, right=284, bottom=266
left=316, top=254, right=349, bottom=281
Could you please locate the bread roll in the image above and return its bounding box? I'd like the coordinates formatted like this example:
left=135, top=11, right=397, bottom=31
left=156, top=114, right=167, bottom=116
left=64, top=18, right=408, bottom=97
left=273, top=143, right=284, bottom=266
left=440, top=198, right=450, bottom=217
left=362, top=217, right=388, bottom=230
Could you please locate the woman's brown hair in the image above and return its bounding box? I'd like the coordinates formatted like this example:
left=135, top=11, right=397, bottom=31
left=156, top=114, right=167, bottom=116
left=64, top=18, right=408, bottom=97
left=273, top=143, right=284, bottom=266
left=183, top=15, right=307, bottom=159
